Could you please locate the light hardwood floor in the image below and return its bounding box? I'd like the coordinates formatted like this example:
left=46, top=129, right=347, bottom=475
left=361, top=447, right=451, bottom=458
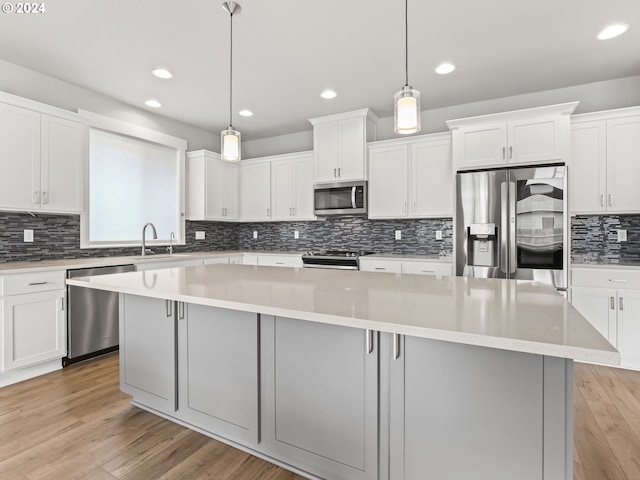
left=0, top=354, right=639, bottom=479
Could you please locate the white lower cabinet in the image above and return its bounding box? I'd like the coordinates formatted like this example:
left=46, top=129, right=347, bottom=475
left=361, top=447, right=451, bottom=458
left=260, top=316, right=378, bottom=480
left=571, top=267, right=640, bottom=369
left=257, top=254, right=302, bottom=268
left=360, top=257, right=452, bottom=276
left=0, top=270, right=66, bottom=375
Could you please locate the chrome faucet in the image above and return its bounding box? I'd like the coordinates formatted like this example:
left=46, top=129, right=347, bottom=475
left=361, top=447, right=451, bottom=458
left=141, top=223, right=158, bottom=256
left=166, top=232, right=176, bottom=256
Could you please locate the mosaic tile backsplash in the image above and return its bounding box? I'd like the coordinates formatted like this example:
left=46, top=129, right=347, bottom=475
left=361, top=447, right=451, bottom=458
left=571, top=215, right=640, bottom=264
left=1, top=212, right=638, bottom=264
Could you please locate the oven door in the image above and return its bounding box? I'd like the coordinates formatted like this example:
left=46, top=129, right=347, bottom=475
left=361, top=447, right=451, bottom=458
left=314, top=181, right=367, bottom=215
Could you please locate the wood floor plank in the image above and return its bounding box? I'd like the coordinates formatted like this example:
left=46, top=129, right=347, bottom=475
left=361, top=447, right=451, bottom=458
left=0, top=354, right=639, bottom=480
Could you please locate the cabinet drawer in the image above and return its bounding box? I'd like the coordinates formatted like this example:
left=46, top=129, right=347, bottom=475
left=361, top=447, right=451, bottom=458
left=1, top=270, right=66, bottom=296
left=402, top=262, right=452, bottom=276
left=572, top=268, right=640, bottom=289
left=360, top=260, right=402, bottom=274
left=257, top=255, right=302, bottom=268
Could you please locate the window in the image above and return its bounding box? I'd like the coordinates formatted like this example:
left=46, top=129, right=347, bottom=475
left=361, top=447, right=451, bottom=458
left=80, top=111, right=187, bottom=248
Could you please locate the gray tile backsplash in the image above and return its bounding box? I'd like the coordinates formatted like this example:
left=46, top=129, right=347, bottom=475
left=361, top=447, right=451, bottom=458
left=2, top=212, right=637, bottom=265
left=571, top=215, right=640, bottom=264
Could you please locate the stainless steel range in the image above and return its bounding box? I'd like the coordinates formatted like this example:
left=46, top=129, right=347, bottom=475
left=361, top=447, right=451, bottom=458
left=302, top=250, right=374, bottom=270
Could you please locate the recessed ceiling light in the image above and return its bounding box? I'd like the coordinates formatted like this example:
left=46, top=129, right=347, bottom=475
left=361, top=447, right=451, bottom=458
left=597, top=24, right=629, bottom=40
left=145, top=99, right=162, bottom=108
left=238, top=109, right=254, bottom=117
left=435, top=62, right=456, bottom=75
left=152, top=68, right=173, bottom=79
left=321, top=90, right=337, bottom=99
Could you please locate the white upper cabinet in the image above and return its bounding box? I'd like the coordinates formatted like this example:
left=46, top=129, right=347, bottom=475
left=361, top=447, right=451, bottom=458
left=240, top=160, right=271, bottom=221
left=570, top=108, right=640, bottom=215
left=447, top=102, right=577, bottom=171
left=187, top=150, right=239, bottom=221
left=309, top=109, right=378, bottom=183
left=271, top=152, right=314, bottom=221
left=368, top=133, right=452, bottom=219
left=0, top=95, right=87, bottom=214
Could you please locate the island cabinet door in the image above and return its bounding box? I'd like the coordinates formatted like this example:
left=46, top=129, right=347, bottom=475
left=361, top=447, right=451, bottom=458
left=388, top=335, right=550, bottom=480
left=176, top=303, right=259, bottom=445
left=260, top=316, right=378, bottom=480
left=119, top=294, right=177, bottom=415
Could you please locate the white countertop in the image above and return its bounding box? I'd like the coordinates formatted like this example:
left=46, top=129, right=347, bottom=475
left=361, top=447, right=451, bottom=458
left=0, top=250, right=303, bottom=274
left=67, top=264, right=619, bottom=365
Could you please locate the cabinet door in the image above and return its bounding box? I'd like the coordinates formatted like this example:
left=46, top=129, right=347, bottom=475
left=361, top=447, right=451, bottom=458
left=1, top=290, right=66, bottom=371
left=390, top=335, right=544, bottom=480
left=205, top=158, right=223, bottom=220
left=411, top=138, right=452, bottom=217
left=178, top=304, right=259, bottom=444
left=261, top=316, right=378, bottom=480
left=606, top=115, right=640, bottom=213
left=271, top=159, right=294, bottom=221
left=221, top=161, right=239, bottom=220
left=314, top=121, right=339, bottom=182
left=401, top=261, right=452, bottom=276
left=292, top=155, right=314, bottom=219
left=41, top=115, right=87, bottom=213
left=616, top=290, right=640, bottom=368
left=507, top=115, right=563, bottom=164
left=338, top=117, right=366, bottom=180
left=240, top=162, right=271, bottom=221
left=571, top=287, right=617, bottom=345
left=456, top=122, right=507, bottom=169
left=359, top=259, right=402, bottom=274
left=120, top=294, right=176, bottom=413
left=570, top=121, right=607, bottom=214
left=368, top=144, right=408, bottom=218
left=0, top=103, right=40, bottom=210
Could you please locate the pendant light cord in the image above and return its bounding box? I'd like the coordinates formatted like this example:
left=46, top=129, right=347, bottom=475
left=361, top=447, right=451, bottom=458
left=229, top=8, right=234, bottom=128
left=404, top=0, right=408, bottom=87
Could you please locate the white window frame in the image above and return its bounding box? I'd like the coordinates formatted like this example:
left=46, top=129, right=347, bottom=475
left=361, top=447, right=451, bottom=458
left=79, top=110, right=187, bottom=249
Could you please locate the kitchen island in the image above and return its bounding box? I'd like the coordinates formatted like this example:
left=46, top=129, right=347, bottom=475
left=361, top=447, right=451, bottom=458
left=67, top=264, right=618, bottom=480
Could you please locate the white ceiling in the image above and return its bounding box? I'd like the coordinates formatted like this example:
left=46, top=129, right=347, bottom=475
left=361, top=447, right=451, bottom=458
left=0, top=0, right=638, bottom=141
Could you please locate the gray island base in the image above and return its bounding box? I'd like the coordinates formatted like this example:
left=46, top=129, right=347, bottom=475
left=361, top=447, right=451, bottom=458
left=67, top=264, right=619, bottom=480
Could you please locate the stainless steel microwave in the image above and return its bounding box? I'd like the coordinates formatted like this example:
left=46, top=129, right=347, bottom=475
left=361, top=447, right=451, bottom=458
left=313, top=181, right=367, bottom=216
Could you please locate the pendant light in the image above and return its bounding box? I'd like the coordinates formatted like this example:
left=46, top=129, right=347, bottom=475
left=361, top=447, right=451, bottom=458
left=221, top=1, right=241, bottom=161
left=394, top=0, right=421, bottom=135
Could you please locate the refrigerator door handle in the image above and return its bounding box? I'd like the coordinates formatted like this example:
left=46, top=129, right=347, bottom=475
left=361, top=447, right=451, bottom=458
left=500, top=182, right=509, bottom=273
left=509, top=181, right=517, bottom=274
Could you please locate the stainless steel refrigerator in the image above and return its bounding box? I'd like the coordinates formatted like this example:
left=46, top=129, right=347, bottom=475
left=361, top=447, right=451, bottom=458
left=455, top=164, right=567, bottom=292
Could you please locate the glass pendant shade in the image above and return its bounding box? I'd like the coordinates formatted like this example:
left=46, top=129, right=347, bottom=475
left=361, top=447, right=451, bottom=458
left=394, top=85, right=421, bottom=135
left=221, top=127, right=241, bottom=162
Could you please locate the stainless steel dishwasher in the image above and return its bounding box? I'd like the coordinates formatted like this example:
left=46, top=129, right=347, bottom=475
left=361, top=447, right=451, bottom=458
left=63, top=264, right=135, bottom=366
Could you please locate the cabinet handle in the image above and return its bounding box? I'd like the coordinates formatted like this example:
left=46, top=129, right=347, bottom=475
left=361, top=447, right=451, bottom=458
left=166, top=299, right=172, bottom=317
left=600, top=194, right=605, bottom=207
left=509, top=146, right=513, bottom=159
left=289, top=207, right=292, bottom=216
left=334, top=168, right=337, bottom=178
left=338, top=167, right=341, bottom=177
left=608, top=279, right=627, bottom=283
left=393, top=333, right=400, bottom=359
left=375, top=267, right=386, bottom=271
left=42, top=191, right=49, bottom=205
left=275, top=262, right=285, bottom=265
left=33, top=191, right=40, bottom=205
left=267, top=208, right=270, bottom=217
left=422, top=270, right=435, bottom=274
left=292, top=207, right=296, bottom=216
left=178, top=301, right=185, bottom=320
left=610, top=297, right=615, bottom=310
left=608, top=194, right=613, bottom=207
left=413, top=202, right=416, bottom=212
left=28, top=281, right=48, bottom=286
left=619, top=297, right=624, bottom=311
left=502, top=147, right=506, bottom=160
left=59, top=297, right=65, bottom=311
left=403, top=202, right=407, bottom=213
left=366, top=329, right=374, bottom=354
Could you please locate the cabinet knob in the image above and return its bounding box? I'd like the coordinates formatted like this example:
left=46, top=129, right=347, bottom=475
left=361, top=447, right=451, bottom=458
left=42, top=191, right=49, bottom=205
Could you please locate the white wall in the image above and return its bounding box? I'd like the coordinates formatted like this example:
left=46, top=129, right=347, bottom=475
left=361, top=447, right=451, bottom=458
left=244, top=75, right=640, bottom=157
left=2, top=57, right=639, bottom=158
left=0, top=59, right=216, bottom=150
